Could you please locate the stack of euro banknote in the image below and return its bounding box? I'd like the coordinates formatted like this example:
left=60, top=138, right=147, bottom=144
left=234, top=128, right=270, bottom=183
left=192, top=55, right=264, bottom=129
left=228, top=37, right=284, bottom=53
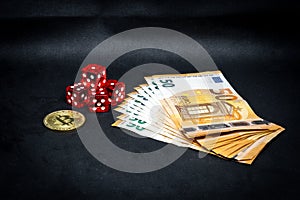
left=112, top=71, right=284, bottom=164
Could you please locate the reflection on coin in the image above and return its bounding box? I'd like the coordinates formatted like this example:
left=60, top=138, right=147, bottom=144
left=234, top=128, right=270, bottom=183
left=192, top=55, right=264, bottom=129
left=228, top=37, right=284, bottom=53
left=43, top=110, right=85, bottom=131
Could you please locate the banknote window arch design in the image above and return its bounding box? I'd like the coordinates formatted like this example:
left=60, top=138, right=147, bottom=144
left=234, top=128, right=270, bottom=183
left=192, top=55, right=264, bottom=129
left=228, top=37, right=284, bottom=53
left=175, top=102, right=241, bottom=121
left=176, top=103, right=219, bottom=120
left=186, top=104, right=216, bottom=115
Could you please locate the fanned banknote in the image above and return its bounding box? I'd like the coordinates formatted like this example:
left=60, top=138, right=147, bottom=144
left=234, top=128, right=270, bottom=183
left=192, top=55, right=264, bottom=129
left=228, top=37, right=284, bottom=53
left=112, top=70, right=284, bottom=164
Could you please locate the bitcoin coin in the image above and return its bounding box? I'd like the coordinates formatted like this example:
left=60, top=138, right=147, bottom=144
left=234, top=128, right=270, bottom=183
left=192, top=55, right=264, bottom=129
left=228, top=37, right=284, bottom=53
left=43, top=110, right=85, bottom=131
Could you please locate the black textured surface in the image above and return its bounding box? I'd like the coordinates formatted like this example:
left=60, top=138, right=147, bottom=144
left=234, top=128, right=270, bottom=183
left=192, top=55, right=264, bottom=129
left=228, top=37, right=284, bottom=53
left=1, top=1, right=300, bottom=199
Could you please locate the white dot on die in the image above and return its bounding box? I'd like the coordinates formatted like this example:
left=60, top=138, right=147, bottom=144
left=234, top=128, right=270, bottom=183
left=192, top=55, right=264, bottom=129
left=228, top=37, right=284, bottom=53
left=67, top=92, right=71, bottom=96
left=71, top=97, right=74, bottom=100
left=98, top=74, right=101, bottom=78
left=93, top=99, right=97, bottom=103
left=67, top=99, right=72, bottom=103
left=81, top=94, right=85, bottom=98
left=74, top=102, right=78, bottom=106
left=120, top=87, right=124, bottom=91
left=118, top=93, right=121, bottom=96
left=92, top=107, right=97, bottom=111
left=101, top=99, right=105, bottom=103
left=97, top=102, right=101, bottom=107
left=90, top=75, right=94, bottom=79
left=108, top=98, right=111, bottom=102
left=103, top=79, right=106, bottom=83
left=115, top=90, right=119, bottom=94
left=91, top=66, right=95, bottom=69
left=121, top=95, right=124, bottom=98
left=91, top=83, right=95, bottom=87
left=116, top=98, right=119, bottom=101
left=101, top=106, right=105, bottom=110
left=82, top=73, right=86, bottom=77
left=73, top=94, right=77, bottom=97
left=87, top=78, right=90, bottom=82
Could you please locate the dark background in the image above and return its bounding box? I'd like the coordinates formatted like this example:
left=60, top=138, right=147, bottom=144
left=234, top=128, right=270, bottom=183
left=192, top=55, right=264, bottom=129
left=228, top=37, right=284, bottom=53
left=1, top=0, right=299, bottom=199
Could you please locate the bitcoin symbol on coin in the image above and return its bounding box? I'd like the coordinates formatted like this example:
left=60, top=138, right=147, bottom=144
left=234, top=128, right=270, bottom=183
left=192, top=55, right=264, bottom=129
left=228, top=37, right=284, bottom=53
left=43, top=110, right=85, bottom=131
left=55, top=115, right=75, bottom=126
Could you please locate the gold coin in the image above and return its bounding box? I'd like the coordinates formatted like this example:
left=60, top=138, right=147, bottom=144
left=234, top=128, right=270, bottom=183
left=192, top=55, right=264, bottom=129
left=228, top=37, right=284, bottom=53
left=43, top=110, right=85, bottom=131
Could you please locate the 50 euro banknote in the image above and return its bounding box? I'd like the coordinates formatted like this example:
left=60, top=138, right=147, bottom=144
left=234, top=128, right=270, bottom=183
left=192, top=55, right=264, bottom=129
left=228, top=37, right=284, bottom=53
left=111, top=70, right=284, bottom=164
left=145, top=71, right=284, bottom=138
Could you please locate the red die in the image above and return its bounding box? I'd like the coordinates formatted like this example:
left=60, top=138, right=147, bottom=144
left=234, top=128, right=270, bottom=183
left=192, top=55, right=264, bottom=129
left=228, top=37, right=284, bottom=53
left=65, top=83, right=88, bottom=108
left=88, top=89, right=111, bottom=112
left=81, top=64, right=106, bottom=89
left=110, top=82, right=125, bottom=106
